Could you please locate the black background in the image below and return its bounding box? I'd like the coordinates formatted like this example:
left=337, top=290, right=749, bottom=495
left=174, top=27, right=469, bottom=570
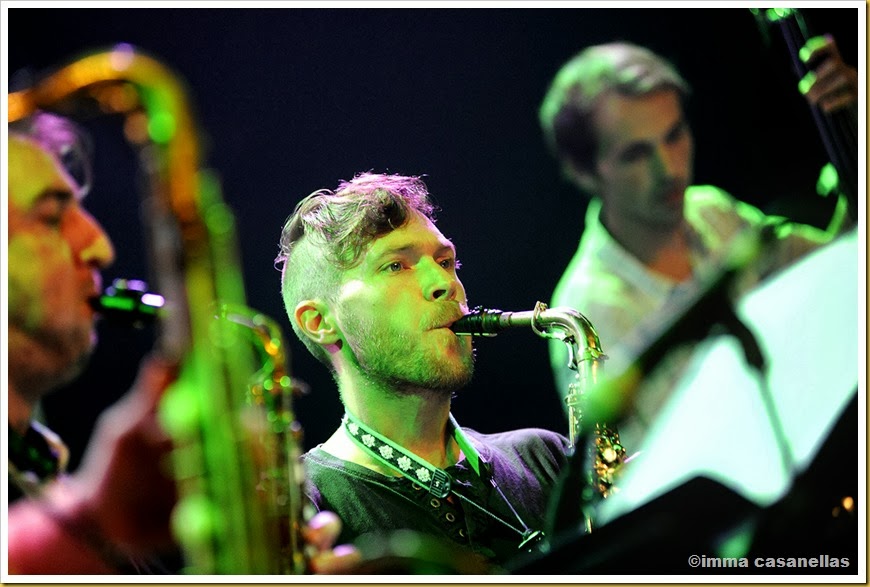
left=7, top=6, right=859, bottom=468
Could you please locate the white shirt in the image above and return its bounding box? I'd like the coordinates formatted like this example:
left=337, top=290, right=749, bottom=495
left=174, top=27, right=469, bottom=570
left=549, top=185, right=830, bottom=450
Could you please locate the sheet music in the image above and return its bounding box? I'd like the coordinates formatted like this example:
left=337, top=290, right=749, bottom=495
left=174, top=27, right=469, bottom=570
left=598, top=228, right=861, bottom=523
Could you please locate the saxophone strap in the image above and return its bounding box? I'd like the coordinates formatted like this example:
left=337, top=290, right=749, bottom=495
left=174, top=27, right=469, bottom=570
left=342, top=411, right=475, bottom=498
left=342, top=411, right=545, bottom=549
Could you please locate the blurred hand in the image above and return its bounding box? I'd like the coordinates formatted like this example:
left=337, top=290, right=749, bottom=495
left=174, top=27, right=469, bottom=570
left=303, top=510, right=363, bottom=573
left=7, top=356, right=179, bottom=574
left=799, top=35, right=858, bottom=113
left=9, top=355, right=362, bottom=574
left=65, top=355, right=180, bottom=554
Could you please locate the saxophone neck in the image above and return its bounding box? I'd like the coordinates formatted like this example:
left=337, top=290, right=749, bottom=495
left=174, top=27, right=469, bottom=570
left=451, top=301, right=606, bottom=370
left=533, top=304, right=607, bottom=370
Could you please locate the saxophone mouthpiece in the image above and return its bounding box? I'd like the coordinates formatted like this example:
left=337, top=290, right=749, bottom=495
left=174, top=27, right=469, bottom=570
left=90, top=278, right=165, bottom=327
left=450, top=307, right=505, bottom=336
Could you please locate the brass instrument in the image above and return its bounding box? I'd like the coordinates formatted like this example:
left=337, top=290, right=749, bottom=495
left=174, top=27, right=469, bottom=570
left=9, top=45, right=306, bottom=573
left=216, top=305, right=308, bottom=574
left=451, top=301, right=625, bottom=500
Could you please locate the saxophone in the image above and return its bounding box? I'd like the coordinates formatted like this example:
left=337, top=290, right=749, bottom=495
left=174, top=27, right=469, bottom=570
left=215, top=304, right=308, bottom=574
left=9, top=45, right=307, bottom=574
left=451, top=302, right=625, bottom=503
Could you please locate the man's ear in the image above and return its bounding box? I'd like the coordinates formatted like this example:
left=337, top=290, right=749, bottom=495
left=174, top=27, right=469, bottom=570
left=294, top=300, right=341, bottom=345
left=565, top=161, right=599, bottom=196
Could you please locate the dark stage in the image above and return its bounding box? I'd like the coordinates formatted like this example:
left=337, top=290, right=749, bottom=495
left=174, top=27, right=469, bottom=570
left=7, top=5, right=860, bottom=475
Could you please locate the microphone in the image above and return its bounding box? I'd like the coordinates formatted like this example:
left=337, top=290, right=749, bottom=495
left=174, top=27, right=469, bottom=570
left=89, top=278, right=165, bottom=328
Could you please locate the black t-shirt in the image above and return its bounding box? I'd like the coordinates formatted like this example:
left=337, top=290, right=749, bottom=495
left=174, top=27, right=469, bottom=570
left=8, top=423, right=64, bottom=504
left=303, top=426, right=570, bottom=571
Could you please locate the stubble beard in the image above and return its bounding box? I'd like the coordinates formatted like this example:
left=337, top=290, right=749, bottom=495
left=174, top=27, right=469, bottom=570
left=343, top=317, right=475, bottom=399
left=8, top=324, right=95, bottom=401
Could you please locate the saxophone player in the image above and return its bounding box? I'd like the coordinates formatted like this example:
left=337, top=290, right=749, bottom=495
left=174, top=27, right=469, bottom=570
left=276, top=172, right=572, bottom=571
left=6, top=112, right=360, bottom=575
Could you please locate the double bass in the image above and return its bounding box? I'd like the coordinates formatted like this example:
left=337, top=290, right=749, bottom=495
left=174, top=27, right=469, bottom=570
left=753, top=7, right=859, bottom=218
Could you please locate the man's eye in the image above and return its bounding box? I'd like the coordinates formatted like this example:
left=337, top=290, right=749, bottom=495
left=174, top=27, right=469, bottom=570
left=41, top=212, right=63, bottom=228
left=440, top=258, right=460, bottom=271
left=35, top=195, right=68, bottom=228
left=665, top=123, right=687, bottom=144
left=384, top=261, right=403, bottom=273
left=619, top=144, right=651, bottom=163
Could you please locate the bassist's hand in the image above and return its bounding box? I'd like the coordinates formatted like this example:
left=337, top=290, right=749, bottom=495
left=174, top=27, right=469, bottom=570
left=799, top=34, right=858, bottom=114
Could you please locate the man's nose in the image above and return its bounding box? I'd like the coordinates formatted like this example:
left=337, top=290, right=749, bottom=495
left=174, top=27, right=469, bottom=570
left=67, top=208, right=116, bottom=269
left=652, top=143, right=680, bottom=179
left=421, top=259, right=459, bottom=302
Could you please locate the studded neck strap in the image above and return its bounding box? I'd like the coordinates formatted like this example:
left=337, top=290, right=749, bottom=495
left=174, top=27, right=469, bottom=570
left=342, top=411, right=472, bottom=498
left=341, top=411, right=545, bottom=550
